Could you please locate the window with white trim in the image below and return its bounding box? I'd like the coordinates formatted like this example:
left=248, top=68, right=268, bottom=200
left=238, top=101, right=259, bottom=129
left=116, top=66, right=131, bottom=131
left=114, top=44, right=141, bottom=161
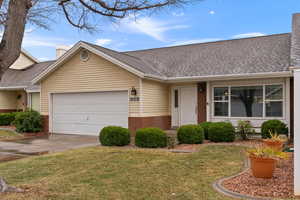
left=213, top=84, right=283, bottom=118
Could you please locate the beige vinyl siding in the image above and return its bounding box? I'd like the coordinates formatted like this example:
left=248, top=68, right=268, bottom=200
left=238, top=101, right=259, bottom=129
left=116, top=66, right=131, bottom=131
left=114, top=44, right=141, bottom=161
left=40, top=51, right=140, bottom=116
left=141, top=80, right=170, bottom=116
left=0, top=91, right=18, bottom=109
left=10, top=52, right=35, bottom=70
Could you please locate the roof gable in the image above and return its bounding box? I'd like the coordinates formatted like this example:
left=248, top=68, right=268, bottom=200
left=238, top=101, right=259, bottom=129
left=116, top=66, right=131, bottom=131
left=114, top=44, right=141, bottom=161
left=32, top=41, right=154, bottom=84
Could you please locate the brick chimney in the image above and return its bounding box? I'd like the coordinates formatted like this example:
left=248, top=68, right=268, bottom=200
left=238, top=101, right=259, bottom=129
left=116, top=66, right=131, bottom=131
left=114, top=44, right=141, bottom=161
left=291, top=13, right=300, bottom=67
left=56, top=45, right=70, bottom=58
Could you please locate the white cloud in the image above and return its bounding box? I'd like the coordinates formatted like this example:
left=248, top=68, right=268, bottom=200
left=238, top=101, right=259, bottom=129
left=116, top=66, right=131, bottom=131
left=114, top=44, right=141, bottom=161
left=171, top=38, right=222, bottom=46
left=95, top=38, right=112, bottom=46
left=172, top=12, right=185, bottom=17
left=115, top=15, right=189, bottom=41
left=232, top=32, right=266, bottom=39
left=209, top=10, right=215, bottom=15
left=22, top=34, right=69, bottom=48
left=38, top=57, right=50, bottom=61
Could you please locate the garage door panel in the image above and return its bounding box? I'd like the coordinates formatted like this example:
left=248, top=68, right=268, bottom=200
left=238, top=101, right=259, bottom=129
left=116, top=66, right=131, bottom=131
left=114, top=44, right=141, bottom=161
left=53, top=113, right=128, bottom=124
left=53, top=103, right=128, bottom=112
left=52, top=91, right=128, bottom=135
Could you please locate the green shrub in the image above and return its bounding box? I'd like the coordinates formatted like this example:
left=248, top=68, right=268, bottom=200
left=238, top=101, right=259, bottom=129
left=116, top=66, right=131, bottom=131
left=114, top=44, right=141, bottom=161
left=199, top=122, right=213, bottom=140
left=13, top=111, right=42, bottom=133
left=0, top=112, right=17, bottom=126
left=99, top=126, right=131, bottom=146
left=135, top=127, right=167, bottom=148
left=177, top=125, right=204, bottom=144
left=261, top=120, right=288, bottom=139
left=208, top=122, right=235, bottom=142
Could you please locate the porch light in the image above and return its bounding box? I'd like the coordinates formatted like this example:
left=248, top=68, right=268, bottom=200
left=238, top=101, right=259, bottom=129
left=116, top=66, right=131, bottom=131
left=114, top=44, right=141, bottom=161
left=131, top=87, right=137, bottom=96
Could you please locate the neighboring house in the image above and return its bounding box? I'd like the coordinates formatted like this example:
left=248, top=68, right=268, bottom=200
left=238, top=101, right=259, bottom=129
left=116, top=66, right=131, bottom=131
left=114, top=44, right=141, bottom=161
left=0, top=49, right=46, bottom=113
left=2, top=14, right=300, bottom=137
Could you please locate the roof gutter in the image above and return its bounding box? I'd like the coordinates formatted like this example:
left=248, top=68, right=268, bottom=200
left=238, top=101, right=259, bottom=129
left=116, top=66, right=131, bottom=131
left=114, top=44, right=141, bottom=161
left=144, top=71, right=293, bottom=83
left=0, top=86, right=27, bottom=90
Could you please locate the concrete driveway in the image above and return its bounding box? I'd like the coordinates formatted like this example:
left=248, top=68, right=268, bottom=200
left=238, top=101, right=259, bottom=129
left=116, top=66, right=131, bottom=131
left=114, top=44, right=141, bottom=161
left=0, top=134, right=99, bottom=162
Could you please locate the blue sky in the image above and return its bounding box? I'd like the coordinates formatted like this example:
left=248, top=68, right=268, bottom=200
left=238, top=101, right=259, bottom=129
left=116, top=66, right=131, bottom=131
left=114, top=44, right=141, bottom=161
left=22, top=0, right=300, bottom=61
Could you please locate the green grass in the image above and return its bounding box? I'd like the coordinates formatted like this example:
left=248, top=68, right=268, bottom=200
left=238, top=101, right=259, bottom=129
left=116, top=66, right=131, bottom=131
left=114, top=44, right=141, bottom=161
left=0, top=130, right=23, bottom=141
left=0, top=145, right=245, bottom=200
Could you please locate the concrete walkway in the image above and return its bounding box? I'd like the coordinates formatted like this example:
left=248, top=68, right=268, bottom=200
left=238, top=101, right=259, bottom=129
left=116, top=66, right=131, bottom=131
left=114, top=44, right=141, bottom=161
left=0, top=134, right=99, bottom=162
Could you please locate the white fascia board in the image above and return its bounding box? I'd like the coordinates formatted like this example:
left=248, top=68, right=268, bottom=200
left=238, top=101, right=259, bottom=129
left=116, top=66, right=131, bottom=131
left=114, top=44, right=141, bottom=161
left=0, top=86, right=26, bottom=90
left=163, top=71, right=293, bottom=83
left=32, top=42, right=145, bottom=84
left=26, top=89, right=40, bottom=93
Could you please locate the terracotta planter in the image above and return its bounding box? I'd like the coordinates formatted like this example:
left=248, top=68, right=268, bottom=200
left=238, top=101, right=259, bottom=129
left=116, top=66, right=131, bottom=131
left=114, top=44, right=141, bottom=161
left=249, top=155, right=277, bottom=178
left=263, top=140, right=283, bottom=151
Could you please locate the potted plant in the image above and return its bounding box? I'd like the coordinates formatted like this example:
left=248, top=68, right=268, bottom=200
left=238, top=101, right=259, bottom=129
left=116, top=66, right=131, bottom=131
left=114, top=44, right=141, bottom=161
left=247, top=146, right=287, bottom=178
left=263, top=131, right=287, bottom=151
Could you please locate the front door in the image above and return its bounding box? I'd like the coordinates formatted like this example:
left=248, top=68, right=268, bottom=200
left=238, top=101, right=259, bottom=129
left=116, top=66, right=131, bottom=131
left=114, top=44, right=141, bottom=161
left=172, top=86, right=198, bottom=127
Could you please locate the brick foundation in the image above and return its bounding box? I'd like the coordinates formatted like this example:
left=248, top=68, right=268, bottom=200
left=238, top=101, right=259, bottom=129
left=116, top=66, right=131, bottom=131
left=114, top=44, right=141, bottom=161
left=128, top=116, right=171, bottom=132
left=41, top=115, right=49, bottom=134
left=0, top=109, right=18, bottom=113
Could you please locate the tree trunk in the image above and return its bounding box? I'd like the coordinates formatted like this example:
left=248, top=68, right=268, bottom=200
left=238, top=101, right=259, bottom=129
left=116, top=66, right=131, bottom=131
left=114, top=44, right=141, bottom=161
left=0, top=0, right=32, bottom=79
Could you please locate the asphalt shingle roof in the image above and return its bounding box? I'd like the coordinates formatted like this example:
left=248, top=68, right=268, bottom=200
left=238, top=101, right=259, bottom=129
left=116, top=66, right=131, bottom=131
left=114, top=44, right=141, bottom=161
left=124, top=33, right=291, bottom=77
left=0, top=61, right=55, bottom=88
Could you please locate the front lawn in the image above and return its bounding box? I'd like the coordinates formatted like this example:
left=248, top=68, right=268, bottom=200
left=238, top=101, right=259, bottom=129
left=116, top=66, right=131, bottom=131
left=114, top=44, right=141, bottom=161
left=0, top=130, right=23, bottom=141
left=0, top=145, right=245, bottom=200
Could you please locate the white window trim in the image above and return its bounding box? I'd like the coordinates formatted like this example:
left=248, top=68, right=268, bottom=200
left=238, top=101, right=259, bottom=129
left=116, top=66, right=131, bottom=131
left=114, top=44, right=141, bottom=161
left=212, top=83, right=285, bottom=120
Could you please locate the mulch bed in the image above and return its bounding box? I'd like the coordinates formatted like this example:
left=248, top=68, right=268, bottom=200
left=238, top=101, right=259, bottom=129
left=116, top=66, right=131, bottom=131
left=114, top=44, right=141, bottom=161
left=0, top=125, right=48, bottom=139
left=222, top=153, right=294, bottom=199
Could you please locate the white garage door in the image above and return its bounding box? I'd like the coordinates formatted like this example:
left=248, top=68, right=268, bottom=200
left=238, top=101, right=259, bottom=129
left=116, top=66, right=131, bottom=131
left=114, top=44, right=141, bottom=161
left=52, top=91, right=128, bottom=135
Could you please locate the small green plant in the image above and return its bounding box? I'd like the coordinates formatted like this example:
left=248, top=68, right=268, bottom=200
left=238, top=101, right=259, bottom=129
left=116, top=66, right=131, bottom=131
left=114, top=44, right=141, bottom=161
left=99, top=126, right=131, bottom=146
left=247, top=146, right=288, bottom=160
left=261, top=120, right=288, bottom=139
left=135, top=127, right=167, bottom=148
left=13, top=110, right=42, bottom=133
left=0, top=112, right=17, bottom=126
left=177, top=125, right=204, bottom=144
left=208, top=122, right=235, bottom=142
left=237, top=120, right=255, bottom=140
left=199, top=122, right=213, bottom=140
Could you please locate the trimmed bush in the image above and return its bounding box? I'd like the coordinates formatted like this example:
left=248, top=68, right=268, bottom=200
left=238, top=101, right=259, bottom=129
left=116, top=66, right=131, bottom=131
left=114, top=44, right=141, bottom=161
left=208, top=122, right=235, bottom=142
left=199, top=122, right=213, bottom=140
left=261, top=120, right=288, bottom=139
left=99, top=126, right=130, bottom=146
left=13, top=111, right=42, bottom=133
left=177, top=125, right=204, bottom=144
left=0, top=112, right=17, bottom=126
left=135, top=127, right=167, bottom=148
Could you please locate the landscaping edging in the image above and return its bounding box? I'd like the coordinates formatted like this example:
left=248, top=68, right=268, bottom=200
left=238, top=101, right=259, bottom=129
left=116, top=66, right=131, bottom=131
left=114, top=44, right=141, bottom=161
left=212, top=158, right=273, bottom=200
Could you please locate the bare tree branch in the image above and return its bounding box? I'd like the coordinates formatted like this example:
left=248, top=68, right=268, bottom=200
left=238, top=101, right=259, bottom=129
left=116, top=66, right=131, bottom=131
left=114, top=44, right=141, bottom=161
left=0, top=0, right=193, bottom=77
